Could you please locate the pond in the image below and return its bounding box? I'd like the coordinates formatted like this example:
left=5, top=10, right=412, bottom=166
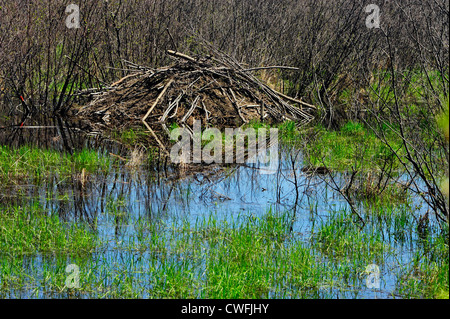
left=0, top=118, right=446, bottom=299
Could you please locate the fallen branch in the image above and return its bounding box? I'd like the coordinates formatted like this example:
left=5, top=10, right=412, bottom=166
left=161, top=92, right=183, bottom=122
left=142, top=121, right=170, bottom=155
left=277, top=91, right=317, bottom=109
left=181, top=96, right=200, bottom=123
left=242, top=66, right=301, bottom=72
left=167, top=50, right=197, bottom=63
left=142, top=78, right=175, bottom=122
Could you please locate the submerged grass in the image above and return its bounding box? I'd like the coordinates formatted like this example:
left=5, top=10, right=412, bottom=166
left=0, top=203, right=99, bottom=256
left=1, top=198, right=446, bottom=299
left=314, top=208, right=392, bottom=263
left=397, top=224, right=449, bottom=299
left=104, top=210, right=343, bottom=299
left=0, top=202, right=100, bottom=296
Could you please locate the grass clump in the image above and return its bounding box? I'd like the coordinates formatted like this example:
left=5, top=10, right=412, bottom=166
left=304, top=121, right=403, bottom=171
left=0, top=203, right=99, bottom=255
left=396, top=225, right=449, bottom=298
left=0, top=145, right=112, bottom=184
left=314, top=209, right=392, bottom=263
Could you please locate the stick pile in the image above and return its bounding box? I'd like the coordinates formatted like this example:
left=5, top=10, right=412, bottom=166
left=76, top=50, right=316, bottom=131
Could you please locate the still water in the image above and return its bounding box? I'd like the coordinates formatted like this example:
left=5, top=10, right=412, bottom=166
left=0, top=118, right=435, bottom=299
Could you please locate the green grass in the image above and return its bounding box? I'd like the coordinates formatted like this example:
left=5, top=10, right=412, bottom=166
left=303, top=121, right=403, bottom=171
left=396, top=224, right=449, bottom=298
left=300, top=121, right=412, bottom=203
left=111, top=127, right=150, bottom=145
left=437, top=99, right=449, bottom=197
left=245, top=119, right=404, bottom=173
left=365, top=69, right=448, bottom=106
left=0, top=200, right=447, bottom=298
left=0, top=202, right=99, bottom=296
left=0, top=145, right=113, bottom=184
left=131, top=210, right=341, bottom=298
left=314, top=208, right=392, bottom=263
left=0, top=203, right=99, bottom=255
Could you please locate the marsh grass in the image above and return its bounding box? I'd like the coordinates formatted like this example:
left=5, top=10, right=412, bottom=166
left=0, top=202, right=100, bottom=296
left=0, top=197, right=447, bottom=299
left=304, top=122, right=404, bottom=171
left=0, top=132, right=447, bottom=299
left=0, top=203, right=99, bottom=255
left=0, top=145, right=113, bottom=185
left=396, top=224, right=449, bottom=298
left=313, top=208, right=393, bottom=263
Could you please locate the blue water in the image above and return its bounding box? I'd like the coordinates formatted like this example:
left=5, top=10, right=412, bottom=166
left=0, top=125, right=438, bottom=299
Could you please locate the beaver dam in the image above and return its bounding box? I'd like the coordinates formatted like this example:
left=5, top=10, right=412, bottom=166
left=76, top=49, right=316, bottom=144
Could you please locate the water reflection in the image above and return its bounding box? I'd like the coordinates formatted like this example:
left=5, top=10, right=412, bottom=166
left=0, top=117, right=433, bottom=299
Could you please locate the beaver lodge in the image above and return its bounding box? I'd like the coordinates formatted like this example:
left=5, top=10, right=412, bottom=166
left=77, top=49, right=316, bottom=131
left=74, top=49, right=317, bottom=163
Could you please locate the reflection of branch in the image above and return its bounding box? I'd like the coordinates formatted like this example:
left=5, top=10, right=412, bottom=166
left=142, top=121, right=169, bottom=156
left=343, top=168, right=358, bottom=203
left=319, top=159, right=365, bottom=228
left=200, top=166, right=239, bottom=198
left=282, top=149, right=302, bottom=208
left=161, top=183, right=174, bottom=212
